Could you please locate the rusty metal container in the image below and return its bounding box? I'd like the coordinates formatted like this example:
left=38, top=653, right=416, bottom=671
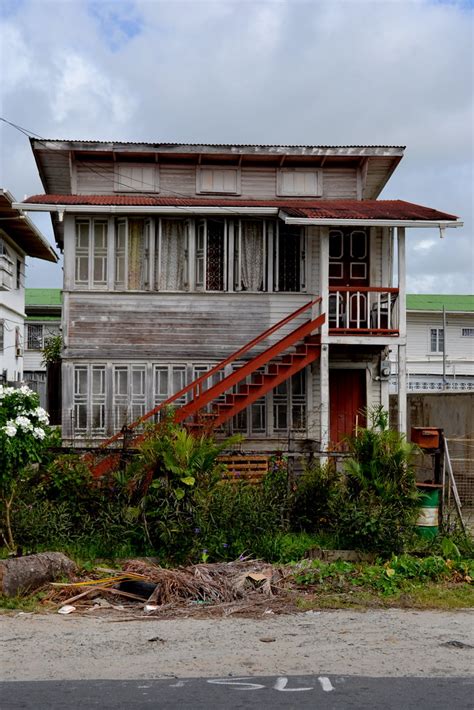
left=411, top=427, right=440, bottom=450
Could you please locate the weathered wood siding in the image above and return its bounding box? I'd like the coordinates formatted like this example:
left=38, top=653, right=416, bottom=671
left=64, top=292, right=312, bottom=360
left=75, top=163, right=358, bottom=200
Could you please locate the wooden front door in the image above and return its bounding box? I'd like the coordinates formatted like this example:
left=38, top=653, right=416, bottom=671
left=329, top=228, right=370, bottom=328
left=329, top=369, right=366, bottom=447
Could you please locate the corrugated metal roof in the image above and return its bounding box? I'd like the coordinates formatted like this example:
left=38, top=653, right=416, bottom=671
left=32, top=139, right=405, bottom=149
left=407, top=295, right=474, bottom=312
left=0, top=189, right=58, bottom=262
left=22, top=195, right=458, bottom=221
left=25, top=288, right=62, bottom=306
left=281, top=201, right=458, bottom=221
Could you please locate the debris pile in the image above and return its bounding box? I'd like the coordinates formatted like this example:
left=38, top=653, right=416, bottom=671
left=46, top=559, right=297, bottom=618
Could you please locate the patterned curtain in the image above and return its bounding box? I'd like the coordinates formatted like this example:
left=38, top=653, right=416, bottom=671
left=160, top=220, right=186, bottom=290
left=241, top=221, right=263, bottom=291
left=128, top=220, right=144, bottom=289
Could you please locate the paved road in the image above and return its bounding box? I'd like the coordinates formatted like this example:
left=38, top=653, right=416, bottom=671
left=1, top=675, right=473, bottom=709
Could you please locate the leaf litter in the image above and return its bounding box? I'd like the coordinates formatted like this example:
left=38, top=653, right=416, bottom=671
left=46, top=559, right=299, bottom=619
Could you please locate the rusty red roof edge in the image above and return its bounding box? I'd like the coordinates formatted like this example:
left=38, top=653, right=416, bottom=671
left=22, top=195, right=458, bottom=221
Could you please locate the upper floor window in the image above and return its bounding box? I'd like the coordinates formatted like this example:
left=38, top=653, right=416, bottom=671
left=75, top=219, right=108, bottom=288
left=115, top=218, right=151, bottom=290
left=196, top=167, right=240, bottom=195
left=430, top=327, right=444, bottom=353
left=461, top=327, right=474, bottom=337
left=27, top=324, right=43, bottom=350
left=0, top=239, right=14, bottom=291
left=16, top=258, right=22, bottom=290
left=73, top=217, right=306, bottom=294
left=277, top=168, right=322, bottom=197
left=114, top=163, right=158, bottom=193
left=157, top=219, right=189, bottom=290
left=0, top=320, right=4, bottom=353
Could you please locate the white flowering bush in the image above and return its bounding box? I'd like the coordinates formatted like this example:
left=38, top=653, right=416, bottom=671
left=0, top=384, right=53, bottom=551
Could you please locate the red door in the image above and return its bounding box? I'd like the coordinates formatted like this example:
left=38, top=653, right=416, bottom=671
left=329, top=228, right=370, bottom=328
left=329, top=369, right=366, bottom=447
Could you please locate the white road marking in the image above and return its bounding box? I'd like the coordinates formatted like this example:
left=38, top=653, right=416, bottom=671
left=318, top=676, right=334, bottom=692
left=207, top=677, right=266, bottom=690
left=169, top=680, right=189, bottom=688
left=274, top=677, right=314, bottom=692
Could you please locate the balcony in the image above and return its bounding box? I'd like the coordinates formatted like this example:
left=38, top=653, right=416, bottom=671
left=328, top=286, right=399, bottom=336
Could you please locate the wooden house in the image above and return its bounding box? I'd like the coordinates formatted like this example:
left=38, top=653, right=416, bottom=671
left=0, top=189, right=58, bottom=385
left=17, top=141, right=462, bottom=456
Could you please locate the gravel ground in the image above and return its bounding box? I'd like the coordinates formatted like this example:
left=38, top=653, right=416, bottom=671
left=1, top=609, right=473, bottom=681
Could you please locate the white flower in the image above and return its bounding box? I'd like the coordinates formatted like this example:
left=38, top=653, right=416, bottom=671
left=0, top=385, right=14, bottom=399
left=15, top=415, right=33, bottom=431
left=33, top=427, right=46, bottom=440
left=3, top=424, right=17, bottom=437
left=33, top=407, right=49, bottom=424
left=19, top=385, right=33, bottom=396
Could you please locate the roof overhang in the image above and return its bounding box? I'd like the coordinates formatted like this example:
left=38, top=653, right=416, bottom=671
left=0, top=189, right=58, bottom=262
left=29, top=139, right=405, bottom=203
left=16, top=198, right=462, bottom=241
left=279, top=214, right=463, bottom=229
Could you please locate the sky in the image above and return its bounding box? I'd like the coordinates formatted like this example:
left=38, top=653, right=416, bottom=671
left=0, top=0, right=472, bottom=294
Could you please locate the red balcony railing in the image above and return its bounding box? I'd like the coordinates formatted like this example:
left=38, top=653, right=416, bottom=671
left=328, top=287, right=399, bottom=335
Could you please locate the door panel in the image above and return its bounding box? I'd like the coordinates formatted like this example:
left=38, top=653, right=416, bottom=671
left=329, top=369, right=367, bottom=447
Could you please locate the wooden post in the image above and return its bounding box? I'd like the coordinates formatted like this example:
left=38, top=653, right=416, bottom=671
left=320, top=344, right=330, bottom=455
left=318, top=227, right=329, bottom=334
left=397, top=227, right=407, bottom=435
left=319, top=226, right=329, bottom=456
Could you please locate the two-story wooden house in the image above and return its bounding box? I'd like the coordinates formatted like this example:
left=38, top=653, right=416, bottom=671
left=18, top=141, right=461, bottom=455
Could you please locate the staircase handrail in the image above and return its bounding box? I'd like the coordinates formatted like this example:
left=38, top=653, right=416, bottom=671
left=98, top=297, right=321, bottom=448
left=175, top=312, right=325, bottom=422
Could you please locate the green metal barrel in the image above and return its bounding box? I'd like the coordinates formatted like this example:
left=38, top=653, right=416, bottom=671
left=416, top=486, right=440, bottom=539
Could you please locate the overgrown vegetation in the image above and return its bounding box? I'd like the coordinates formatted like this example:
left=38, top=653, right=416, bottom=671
left=41, top=334, right=62, bottom=366
left=2, top=407, right=473, bottom=596
left=0, top=385, right=54, bottom=552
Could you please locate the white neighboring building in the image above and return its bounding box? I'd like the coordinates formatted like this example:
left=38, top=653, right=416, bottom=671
left=390, top=295, right=474, bottom=393
left=0, top=189, right=58, bottom=384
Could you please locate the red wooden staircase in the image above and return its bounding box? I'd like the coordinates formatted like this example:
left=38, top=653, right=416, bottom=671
left=89, top=299, right=325, bottom=477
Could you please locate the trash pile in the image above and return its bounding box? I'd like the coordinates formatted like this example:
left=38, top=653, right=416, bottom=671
left=47, top=559, right=298, bottom=618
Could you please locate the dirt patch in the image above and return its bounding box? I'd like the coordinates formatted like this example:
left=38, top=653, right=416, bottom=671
left=1, top=609, right=473, bottom=681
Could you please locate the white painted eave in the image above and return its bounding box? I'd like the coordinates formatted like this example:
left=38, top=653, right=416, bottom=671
left=14, top=203, right=279, bottom=217
left=280, top=213, right=463, bottom=229
left=14, top=203, right=463, bottom=229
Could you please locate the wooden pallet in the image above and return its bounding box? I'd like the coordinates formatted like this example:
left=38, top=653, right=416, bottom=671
left=218, top=455, right=270, bottom=485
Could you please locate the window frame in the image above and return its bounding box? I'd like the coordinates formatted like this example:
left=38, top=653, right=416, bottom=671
left=26, top=324, right=44, bottom=351
left=430, top=327, right=445, bottom=354
left=276, top=168, right=322, bottom=197
left=74, top=218, right=109, bottom=290
left=196, top=166, right=241, bottom=195
left=114, top=163, right=159, bottom=193
left=461, top=327, right=474, bottom=337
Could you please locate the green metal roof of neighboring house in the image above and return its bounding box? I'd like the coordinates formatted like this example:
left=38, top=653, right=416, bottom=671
left=407, top=294, right=474, bottom=313
left=25, top=288, right=62, bottom=306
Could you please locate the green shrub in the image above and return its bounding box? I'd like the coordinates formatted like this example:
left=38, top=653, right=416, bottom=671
left=291, top=460, right=341, bottom=532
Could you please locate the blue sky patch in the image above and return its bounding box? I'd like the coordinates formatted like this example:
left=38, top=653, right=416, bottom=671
left=431, top=0, right=473, bottom=8
left=0, top=0, right=27, bottom=19
left=88, top=1, right=143, bottom=51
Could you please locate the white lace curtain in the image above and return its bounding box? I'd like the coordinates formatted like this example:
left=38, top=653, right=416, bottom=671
left=159, top=220, right=186, bottom=290
left=241, top=221, right=264, bottom=291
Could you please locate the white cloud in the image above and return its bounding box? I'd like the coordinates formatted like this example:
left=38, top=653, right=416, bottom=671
left=0, top=0, right=472, bottom=291
left=51, top=51, right=135, bottom=126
